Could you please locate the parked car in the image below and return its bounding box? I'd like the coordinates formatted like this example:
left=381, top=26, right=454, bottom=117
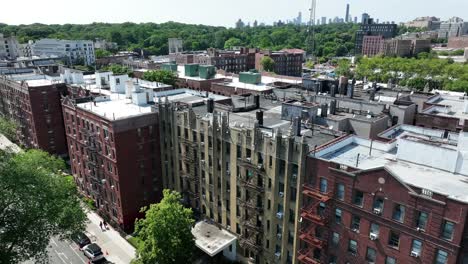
left=71, top=232, right=91, bottom=248
left=83, top=243, right=104, bottom=262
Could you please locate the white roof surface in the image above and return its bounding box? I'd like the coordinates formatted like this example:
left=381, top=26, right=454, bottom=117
left=318, top=131, right=468, bottom=203
left=192, top=221, right=236, bottom=257
left=77, top=94, right=153, bottom=120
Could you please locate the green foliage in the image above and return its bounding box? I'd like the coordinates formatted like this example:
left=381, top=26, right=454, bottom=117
left=127, top=236, right=142, bottom=249
left=304, top=60, right=314, bottom=69
left=334, top=59, right=353, bottom=78
left=95, top=48, right=112, bottom=58
left=0, top=117, right=17, bottom=143
left=437, top=49, right=465, bottom=56
left=0, top=22, right=358, bottom=58
left=101, top=64, right=131, bottom=75
left=355, top=56, right=468, bottom=92
left=260, top=56, right=275, bottom=72
left=0, top=149, right=86, bottom=263
left=83, top=197, right=96, bottom=210
left=133, top=190, right=195, bottom=264
left=142, top=70, right=178, bottom=86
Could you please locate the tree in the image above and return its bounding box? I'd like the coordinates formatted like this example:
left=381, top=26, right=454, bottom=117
left=335, top=59, right=353, bottom=78
left=142, top=70, right=178, bottom=86
left=224, top=37, right=243, bottom=50
left=133, top=190, right=195, bottom=264
left=101, top=64, right=131, bottom=75
left=0, top=117, right=17, bottom=143
left=95, top=48, right=112, bottom=59
left=0, top=150, right=86, bottom=263
left=260, top=56, right=275, bottom=72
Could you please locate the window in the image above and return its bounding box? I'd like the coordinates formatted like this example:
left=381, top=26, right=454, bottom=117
left=336, top=183, right=345, bottom=200
left=352, top=190, right=364, bottom=207
left=388, top=231, right=400, bottom=249
left=434, top=249, right=448, bottom=264
left=319, top=178, right=328, bottom=193
left=441, top=221, right=455, bottom=240
left=392, top=204, right=405, bottom=223
left=348, top=239, right=357, bottom=254
left=366, top=247, right=376, bottom=262
left=370, top=222, right=380, bottom=236
left=351, top=215, right=360, bottom=231
left=332, top=232, right=340, bottom=246
left=415, top=211, right=428, bottom=231
left=373, top=197, right=384, bottom=214
left=411, top=239, right=422, bottom=255
left=335, top=208, right=343, bottom=224
left=385, top=256, right=396, bottom=264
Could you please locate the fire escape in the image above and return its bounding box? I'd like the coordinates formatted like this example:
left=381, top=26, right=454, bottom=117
left=179, top=135, right=200, bottom=208
left=82, top=127, right=106, bottom=209
left=297, top=184, right=332, bottom=264
left=237, top=156, right=265, bottom=258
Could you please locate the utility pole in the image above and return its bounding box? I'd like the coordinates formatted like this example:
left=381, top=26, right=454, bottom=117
left=307, top=0, right=317, bottom=60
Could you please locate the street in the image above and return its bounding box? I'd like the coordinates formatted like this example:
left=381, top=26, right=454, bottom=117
left=24, top=210, right=135, bottom=264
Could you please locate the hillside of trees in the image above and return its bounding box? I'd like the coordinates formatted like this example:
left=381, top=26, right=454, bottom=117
left=0, top=22, right=358, bottom=59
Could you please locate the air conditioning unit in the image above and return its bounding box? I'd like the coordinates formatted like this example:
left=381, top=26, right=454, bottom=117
left=369, top=233, right=378, bottom=240
left=279, top=192, right=284, bottom=198
left=274, top=252, right=281, bottom=259
left=201, top=160, right=205, bottom=164
left=352, top=228, right=360, bottom=233
left=373, top=208, right=382, bottom=215
left=276, top=212, right=283, bottom=219
left=226, top=170, right=231, bottom=176
left=246, top=157, right=252, bottom=162
left=416, top=227, right=424, bottom=232
left=257, top=164, right=264, bottom=169
left=226, top=225, right=231, bottom=230
left=277, top=233, right=282, bottom=239
left=292, top=173, right=297, bottom=179
left=410, top=251, right=420, bottom=258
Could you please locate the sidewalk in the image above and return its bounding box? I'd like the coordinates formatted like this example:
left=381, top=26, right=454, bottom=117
left=85, top=210, right=136, bottom=264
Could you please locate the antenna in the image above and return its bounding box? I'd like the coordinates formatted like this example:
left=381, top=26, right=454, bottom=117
left=307, top=0, right=317, bottom=59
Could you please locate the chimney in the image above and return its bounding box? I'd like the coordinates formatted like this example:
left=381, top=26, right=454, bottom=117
left=254, top=95, right=260, bottom=109
left=330, top=84, right=336, bottom=97
left=330, top=100, right=337, bottom=115
left=293, top=117, right=301, bottom=136
left=256, top=111, right=264, bottom=126
left=321, top=104, right=328, bottom=117
left=207, top=98, right=214, bottom=113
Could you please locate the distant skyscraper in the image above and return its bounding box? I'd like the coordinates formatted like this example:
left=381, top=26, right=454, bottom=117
left=376, top=18, right=380, bottom=24
left=235, top=19, right=245, bottom=28
left=253, top=20, right=258, bottom=27
left=329, top=18, right=332, bottom=24
left=317, top=19, right=320, bottom=25
left=354, top=16, right=358, bottom=24
left=362, top=13, right=370, bottom=24
left=346, top=4, right=350, bottom=23
left=297, top=12, right=302, bottom=25
left=321, top=17, right=327, bottom=25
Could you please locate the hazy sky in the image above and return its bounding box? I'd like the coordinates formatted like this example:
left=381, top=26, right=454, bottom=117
left=1, top=0, right=467, bottom=27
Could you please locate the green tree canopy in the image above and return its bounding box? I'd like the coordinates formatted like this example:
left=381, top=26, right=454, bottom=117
left=142, top=70, right=178, bottom=86
left=133, top=190, right=195, bottom=264
left=0, top=117, right=17, bottom=143
left=260, top=56, right=275, bottom=72
left=95, top=48, right=112, bottom=58
left=101, top=64, right=131, bottom=75
left=335, top=59, right=353, bottom=78
left=224, top=37, right=243, bottom=50
left=0, top=149, right=86, bottom=263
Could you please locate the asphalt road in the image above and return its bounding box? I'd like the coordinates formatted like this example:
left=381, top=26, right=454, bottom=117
left=24, top=234, right=111, bottom=264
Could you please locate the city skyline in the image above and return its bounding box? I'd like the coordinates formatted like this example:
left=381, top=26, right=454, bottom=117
left=0, top=0, right=467, bottom=27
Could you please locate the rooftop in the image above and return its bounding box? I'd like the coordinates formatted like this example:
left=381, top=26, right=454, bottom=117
left=192, top=221, right=236, bottom=257
left=176, top=65, right=225, bottom=81
left=315, top=129, right=468, bottom=203
left=422, top=93, right=468, bottom=122
left=77, top=94, right=154, bottom=120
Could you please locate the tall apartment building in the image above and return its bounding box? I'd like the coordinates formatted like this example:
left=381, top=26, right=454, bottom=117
left=438, top=17, right=468, bottom=39
left=30, top=39, right=96, bottom=65
left=158, top=95, right=344, bottom=263
left=355, top=17, right=398, bottom=55
left=62, top=81, right=163, bottom=231
left=383, top=39, right=413, bottom=57
left=0, top=34, right=22, bottom=60
left=0, top=74, right=69, bottom=155
left=298, top=126, right=468, bottom=264
left=361, top=36, right=385, bottom=57
left=195, top=48, right=258, bottom=74
left=405, top=17, right=440, bottom=29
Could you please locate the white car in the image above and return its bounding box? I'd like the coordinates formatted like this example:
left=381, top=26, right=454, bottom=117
left=82, top=243, right=105, bottom=262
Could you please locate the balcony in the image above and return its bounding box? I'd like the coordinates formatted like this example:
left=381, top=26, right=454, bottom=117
left=299, top=228, right=326, bottom=249
left=297, top=249, right=321, bottom=264
left=301, top=206, right=327, bottom=226
left=302, top=184, right=331, bottom=202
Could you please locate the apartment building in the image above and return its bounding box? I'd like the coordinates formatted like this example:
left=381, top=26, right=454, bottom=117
left=30, top=39, right=96, bottom=65
left=255, top=50, right=304, bottom=77
left=62, top=81, right=163, bottom=232
left=438, top=17, right=468, bottom=39
left=0, top=74, right=68, bottom=155
left=0, top=34, right=22, bottom=60
left=355, top=18, right=398, bottom=55
left=361, top=36, right=385, bottom=57
left=158, top=94, right=344, bottom=264
left=298, top=126, right=468, bottom=264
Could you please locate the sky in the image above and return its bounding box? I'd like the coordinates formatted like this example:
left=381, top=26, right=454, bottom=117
left=1, top=0, right=467, bottom=27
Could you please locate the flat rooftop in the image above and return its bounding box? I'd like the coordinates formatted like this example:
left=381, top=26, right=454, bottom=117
left=423, top=93, right=468, bottom=121
left=316, top=132, right=468, bottom=203
left=77, top=94, right=154, bottom=120
left=177, top=65, right=225, bottom=81
left=192, top=221, right=236, bottom=257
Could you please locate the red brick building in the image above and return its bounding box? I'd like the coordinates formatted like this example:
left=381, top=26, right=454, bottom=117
left=0, top=75, right=69, bottom=156
left=297, top=132, right=468, bottom=264
left=255, top=49, right=304, bottom=77
left=448, top=36, right=468, bottom=49
left=62, top=94, right=163, bottom=231
left=362, top=36, right=385, bottom=57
